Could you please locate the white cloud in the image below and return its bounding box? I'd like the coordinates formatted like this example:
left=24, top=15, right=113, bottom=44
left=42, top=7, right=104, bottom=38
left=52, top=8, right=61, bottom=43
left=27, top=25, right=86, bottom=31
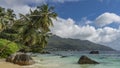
left=79, top=17, right=93, bottom=25
left=95, top=12, right=120, bottom=27
left=0, top=0, right=79, bottom=17
left=0, top=0, right=120, bottom=50
left=51, top=17, right=120, bottom=44
left=0, top=0, right=38, bottom=17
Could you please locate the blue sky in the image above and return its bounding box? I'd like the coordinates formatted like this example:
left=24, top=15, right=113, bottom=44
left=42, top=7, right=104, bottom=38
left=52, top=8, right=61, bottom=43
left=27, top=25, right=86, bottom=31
left=51, top=0, right=120, bottom=21
left=48, top=0, right=120, bottom=29
left=0, top=0, right=120, bottom=50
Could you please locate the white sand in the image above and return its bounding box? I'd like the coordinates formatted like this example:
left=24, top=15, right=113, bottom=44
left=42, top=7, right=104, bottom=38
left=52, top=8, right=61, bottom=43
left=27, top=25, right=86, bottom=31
left=0, top=59, right=25, bottom=68
left=0, top=62, right=21, bottom=68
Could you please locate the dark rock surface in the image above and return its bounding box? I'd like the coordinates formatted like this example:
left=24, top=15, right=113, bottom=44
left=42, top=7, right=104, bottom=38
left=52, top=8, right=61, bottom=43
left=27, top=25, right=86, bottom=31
left=6, top=53, right=35, bottom=65
left=40, top=51, right=51, bottom=54
left=89, top=51, right=99, bottom=54
left=78, top=55, right=99, bottom=64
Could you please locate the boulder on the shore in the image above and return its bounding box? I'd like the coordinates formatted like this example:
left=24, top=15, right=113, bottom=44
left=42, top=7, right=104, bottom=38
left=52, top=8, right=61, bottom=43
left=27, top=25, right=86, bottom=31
left=89, top=51, right=99, bottom=54
left=6, top=54, right=16, bottom=62
left=78, top=55, right=99, bottom=64
left=6, top=53, right=35, bottom=65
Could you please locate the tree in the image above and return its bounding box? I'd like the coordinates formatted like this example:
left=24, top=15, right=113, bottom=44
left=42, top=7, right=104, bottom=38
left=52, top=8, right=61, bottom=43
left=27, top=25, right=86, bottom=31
left=14, top=4, right=57, bottom=52
left=0, top=9, right=16, bottom=41
left=0, top=7, right=17, bottom=51
left=0, top=7, right=15, bottom=32
left=0, top=7, right=18, bottom=58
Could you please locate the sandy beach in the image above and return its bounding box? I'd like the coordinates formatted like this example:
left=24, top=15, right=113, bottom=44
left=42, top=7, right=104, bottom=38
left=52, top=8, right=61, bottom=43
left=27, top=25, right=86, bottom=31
left=0, top=59, right=22, bottom=68
left=0, top=62, right=21, bottom=68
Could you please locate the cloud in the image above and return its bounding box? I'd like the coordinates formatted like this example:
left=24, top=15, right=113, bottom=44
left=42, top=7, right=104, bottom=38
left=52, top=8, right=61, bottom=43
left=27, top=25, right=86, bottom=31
left=0, top=0, right=38, bottom=17
left=0, top=0, right=120, bottom=50
left=79, top=17, right=93, bottom=25
left=51, top=17, right=120, bottom=44
left=95, top=12, right=120, bottom=27
left=0, top=0, right=79, bottom=17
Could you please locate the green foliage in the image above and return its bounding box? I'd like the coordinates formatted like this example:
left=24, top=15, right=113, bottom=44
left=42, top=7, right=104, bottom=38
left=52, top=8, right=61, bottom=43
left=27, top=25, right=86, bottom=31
left=0, top=7, right=16, bottom=32
left=0, top=28, right=18, bottom=41
left=0, top=4, right=57, bottom=53
left=0, top=39, right=19, bottom=58
left=12, top=4, right=57, bottom=52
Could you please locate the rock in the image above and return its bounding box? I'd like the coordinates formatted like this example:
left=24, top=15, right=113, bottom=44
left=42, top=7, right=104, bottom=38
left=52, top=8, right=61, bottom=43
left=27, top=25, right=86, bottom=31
left=6, top=53, right=35, bottom=65
left=60, top=56, right=68, bottom=58
left=40, top=51, right=51, bottom=54
left=89, top=51, right=99, bottom=54
left=78, top=55, right=99, bottom=64
left=6, top=54, right=16, bottom=62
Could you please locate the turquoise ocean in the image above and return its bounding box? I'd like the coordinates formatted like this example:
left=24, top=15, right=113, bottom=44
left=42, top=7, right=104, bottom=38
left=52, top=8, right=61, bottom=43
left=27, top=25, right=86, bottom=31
left=26, top=51, right=120, bottom=68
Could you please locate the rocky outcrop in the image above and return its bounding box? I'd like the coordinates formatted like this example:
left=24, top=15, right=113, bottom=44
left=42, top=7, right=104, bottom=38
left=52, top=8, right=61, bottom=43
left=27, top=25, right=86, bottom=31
left=89, top=51, right=99, bottom=54
left=6, top=53, right=35, bottom=65
left=78, top=55, right=99, bottom=64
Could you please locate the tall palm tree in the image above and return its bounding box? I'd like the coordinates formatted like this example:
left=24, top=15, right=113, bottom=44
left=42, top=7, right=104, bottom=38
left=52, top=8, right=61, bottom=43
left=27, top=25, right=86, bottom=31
left=0, top=7, right=16, bottom=56
left=14, top=4, right=57, bottom=51
left=0, top=7, right=16, bottom=42
left=31, top=4, right=57, bottom=32
left=0, top=7, right=5, bottom=31
left=30, top=4, right=57, bottom=48
left=0, top=7, right=15, bottom=32
left=5, top=9, right=16, bottom=27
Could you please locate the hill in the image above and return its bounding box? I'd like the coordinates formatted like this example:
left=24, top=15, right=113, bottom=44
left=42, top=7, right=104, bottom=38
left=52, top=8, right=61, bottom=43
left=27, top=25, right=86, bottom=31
left=46, top=35, right=114, bottom=51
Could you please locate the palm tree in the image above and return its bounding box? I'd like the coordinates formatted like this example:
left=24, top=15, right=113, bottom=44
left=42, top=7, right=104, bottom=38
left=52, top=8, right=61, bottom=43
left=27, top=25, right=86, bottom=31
left=0, top=7, right=5, bottom=31
left=5, top=9, right=16, bottom=27
left=34, top=4, right=57, bottom=32
left=0, top=7, right=16, bottom=43
left=13, top=4, right=57, bottom=52
left=0, top=7, right=16, bottom=56
left=0, top=7, right=15, bottom=32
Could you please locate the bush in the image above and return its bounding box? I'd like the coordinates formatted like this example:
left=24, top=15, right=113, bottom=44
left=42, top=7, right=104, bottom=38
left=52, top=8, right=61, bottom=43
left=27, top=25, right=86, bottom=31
left=0, top=39, right=19, bottom=58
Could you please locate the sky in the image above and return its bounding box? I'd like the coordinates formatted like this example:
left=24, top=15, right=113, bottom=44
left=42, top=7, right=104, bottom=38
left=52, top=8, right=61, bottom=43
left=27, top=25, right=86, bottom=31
left=0, top=0, right=120, bottom=50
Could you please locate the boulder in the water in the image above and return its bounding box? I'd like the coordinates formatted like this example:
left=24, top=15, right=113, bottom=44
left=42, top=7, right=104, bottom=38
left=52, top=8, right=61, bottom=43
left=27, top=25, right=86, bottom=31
left=78, top=55, right=99, bottom=64
left=40, top=51, right=51, bottom=54
left=89, top=51, right=99, bottom=54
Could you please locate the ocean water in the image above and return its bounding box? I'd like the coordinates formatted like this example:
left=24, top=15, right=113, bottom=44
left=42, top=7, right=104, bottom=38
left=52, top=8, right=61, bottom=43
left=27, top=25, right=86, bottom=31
left=26, top=51, right=120, bottom=68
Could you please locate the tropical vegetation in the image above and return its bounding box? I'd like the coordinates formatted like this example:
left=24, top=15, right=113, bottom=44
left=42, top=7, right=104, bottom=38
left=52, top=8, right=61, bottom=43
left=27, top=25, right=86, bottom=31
left=0, top=4, right=57, bottom=58
left=0, top=39, right=19, bottom=58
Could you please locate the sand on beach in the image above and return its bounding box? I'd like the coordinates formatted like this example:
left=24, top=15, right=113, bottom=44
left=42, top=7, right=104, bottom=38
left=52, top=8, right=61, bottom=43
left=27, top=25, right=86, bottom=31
left=0, top=59, right=34, bottom=68
left=0, top=62, right=22, bottom=68
left=0, top=59, right=22, bottom=68
left=0, top=59, right=35, bottom=68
